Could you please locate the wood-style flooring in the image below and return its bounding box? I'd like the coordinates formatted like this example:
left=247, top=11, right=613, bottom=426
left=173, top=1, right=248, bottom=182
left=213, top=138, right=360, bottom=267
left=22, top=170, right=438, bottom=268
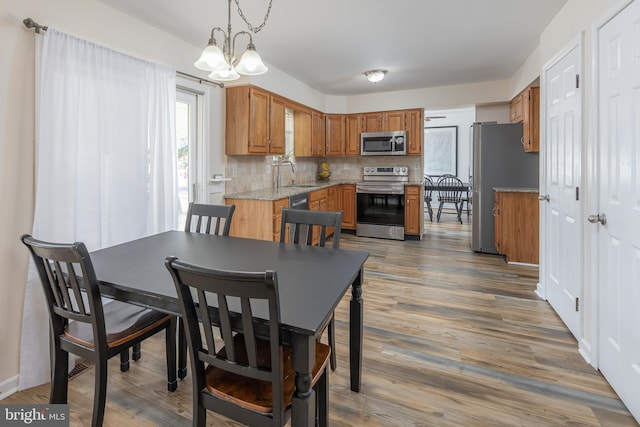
left=5, top=212, right=638, bottom=426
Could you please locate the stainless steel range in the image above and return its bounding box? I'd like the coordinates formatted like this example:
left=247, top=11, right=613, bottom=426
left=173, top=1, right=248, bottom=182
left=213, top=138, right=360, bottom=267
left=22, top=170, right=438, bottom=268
left=356, top=166, right=409, bottom=240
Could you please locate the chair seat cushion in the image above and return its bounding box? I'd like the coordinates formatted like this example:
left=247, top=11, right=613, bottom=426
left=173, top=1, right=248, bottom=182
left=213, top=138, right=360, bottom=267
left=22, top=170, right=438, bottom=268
left=204, top=334, right=331, bottom=414
left=64, top=301, right=171, bottom=348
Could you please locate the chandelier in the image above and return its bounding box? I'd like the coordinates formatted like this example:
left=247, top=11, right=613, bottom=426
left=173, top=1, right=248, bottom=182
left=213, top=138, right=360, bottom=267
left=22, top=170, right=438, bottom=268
left=194, top=0, right=272, bottom=81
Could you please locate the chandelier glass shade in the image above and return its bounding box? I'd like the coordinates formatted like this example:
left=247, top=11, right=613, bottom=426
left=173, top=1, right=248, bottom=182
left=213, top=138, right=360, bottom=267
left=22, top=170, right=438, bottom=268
left=194, top=0, right=270, bottom=81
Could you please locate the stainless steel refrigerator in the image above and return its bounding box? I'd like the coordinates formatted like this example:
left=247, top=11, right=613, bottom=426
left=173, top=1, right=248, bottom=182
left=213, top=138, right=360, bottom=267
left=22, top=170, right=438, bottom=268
left=470, top=122, right=539, bottom=253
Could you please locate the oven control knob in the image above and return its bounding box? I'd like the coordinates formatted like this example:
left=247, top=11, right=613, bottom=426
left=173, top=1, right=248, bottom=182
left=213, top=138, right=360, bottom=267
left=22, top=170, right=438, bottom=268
left=400, top=167, right=407, bottom=174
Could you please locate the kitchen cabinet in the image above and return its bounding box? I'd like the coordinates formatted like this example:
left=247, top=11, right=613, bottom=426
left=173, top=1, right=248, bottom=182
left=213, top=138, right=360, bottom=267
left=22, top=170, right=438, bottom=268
left=293, top=107, right=312, bottom=157
left=340, top=184, right=356, bottom=230
left=384, top=110, right=406, bottom=132
left=325, top=114, right=345, bottom=156
left=522, top=87, right=540, bottom=152
left=493, top=191, right=539, bottom=264
left=345, top=114, right=362, bottom=156
left=405, top=108, right=424, bottom=155
left=362, top=112, right=383, bottom=132
left=405, top=185, right=424, bottom=238
left=509, top=87, right=540, bottom=153
left=509, top=94, right=523, bottom=123
left=327, top=186, right=338, bottom=235
left=309, top=188, right=329, bottom=245
left=225, top=197, right=289, bottom=242
left=311, top=110, right=325, bottom=156
left=225, top=86, right=286, bottom=155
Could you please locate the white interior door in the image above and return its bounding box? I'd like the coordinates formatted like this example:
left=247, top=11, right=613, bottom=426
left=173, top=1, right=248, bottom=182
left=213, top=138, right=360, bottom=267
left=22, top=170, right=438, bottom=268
left=542, top=41, right=582, bottom=338
left=596, top=0, right=640, bottom=420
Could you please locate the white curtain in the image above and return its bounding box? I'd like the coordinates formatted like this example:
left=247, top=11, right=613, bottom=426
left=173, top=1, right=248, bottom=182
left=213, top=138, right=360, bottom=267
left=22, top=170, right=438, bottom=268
left=19, top=28, right=178, bottom=390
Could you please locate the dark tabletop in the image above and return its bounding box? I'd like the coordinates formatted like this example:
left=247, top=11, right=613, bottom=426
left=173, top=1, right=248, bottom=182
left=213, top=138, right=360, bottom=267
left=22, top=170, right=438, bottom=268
left=90, top=231, right=369, bottom=337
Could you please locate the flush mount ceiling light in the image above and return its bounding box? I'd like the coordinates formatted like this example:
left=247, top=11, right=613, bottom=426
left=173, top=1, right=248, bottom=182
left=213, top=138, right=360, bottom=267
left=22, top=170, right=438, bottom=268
left=364, top=69, right=387, bottom=83
left=194, top=0, right=272, bottom=81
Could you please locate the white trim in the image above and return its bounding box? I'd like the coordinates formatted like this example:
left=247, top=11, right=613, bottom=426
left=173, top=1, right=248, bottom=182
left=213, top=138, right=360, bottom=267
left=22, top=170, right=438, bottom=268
left=588, top=0, right=635, bottom=371
left=0, top=375, right=20, bottom=401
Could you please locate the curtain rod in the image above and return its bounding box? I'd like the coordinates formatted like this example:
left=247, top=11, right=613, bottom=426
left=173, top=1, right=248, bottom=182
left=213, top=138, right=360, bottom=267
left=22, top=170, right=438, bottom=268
left=23, top=17, right=224, bottom=89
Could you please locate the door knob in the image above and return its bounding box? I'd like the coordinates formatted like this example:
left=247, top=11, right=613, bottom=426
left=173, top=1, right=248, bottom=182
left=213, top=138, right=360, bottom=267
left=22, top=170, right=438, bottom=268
left=538, top=194, right=550, bottom=202
left=587, top=214, right=607, bottom=225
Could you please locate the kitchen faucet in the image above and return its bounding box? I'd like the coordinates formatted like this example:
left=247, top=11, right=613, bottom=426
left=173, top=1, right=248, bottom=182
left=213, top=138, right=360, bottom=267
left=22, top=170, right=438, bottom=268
left=273, top=156, right=295, bottom=189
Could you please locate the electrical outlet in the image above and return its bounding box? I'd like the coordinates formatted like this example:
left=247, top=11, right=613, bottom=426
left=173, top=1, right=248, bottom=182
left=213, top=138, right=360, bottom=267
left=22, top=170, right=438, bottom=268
left=231, top=166, right=238, bottom=177
left=266, top=164, right=271, bottom=174
left=414, top=163, right=421, bottom=169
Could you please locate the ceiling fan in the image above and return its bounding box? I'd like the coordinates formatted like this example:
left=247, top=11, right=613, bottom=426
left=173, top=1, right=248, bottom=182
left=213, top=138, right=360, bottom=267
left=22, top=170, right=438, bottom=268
left=424, top=115, right=447, bottom=121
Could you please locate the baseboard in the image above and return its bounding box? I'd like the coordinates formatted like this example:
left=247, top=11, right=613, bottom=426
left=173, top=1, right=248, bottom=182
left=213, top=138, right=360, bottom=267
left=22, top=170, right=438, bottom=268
left=0, top=374, right=19, bottom=401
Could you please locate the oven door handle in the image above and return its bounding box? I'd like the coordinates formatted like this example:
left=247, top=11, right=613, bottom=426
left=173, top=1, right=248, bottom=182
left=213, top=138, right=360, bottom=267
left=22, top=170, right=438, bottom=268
left=356, top=188, right=405, bottom=195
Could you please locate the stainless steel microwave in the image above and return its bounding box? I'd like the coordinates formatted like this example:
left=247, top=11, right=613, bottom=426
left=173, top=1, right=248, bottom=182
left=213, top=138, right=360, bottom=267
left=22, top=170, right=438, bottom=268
left=360, top=131, right=407, bottom=155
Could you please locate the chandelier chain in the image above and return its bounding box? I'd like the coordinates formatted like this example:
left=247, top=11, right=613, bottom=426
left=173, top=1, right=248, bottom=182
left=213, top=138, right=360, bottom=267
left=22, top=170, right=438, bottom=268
left=234, top=0, right=273, bottom=33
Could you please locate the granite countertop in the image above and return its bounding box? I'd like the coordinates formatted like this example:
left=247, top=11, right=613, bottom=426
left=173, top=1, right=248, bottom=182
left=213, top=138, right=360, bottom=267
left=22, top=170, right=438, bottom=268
left=493, top=187, right=539, bottom=193
left=225, top=181, right=351, bottom=201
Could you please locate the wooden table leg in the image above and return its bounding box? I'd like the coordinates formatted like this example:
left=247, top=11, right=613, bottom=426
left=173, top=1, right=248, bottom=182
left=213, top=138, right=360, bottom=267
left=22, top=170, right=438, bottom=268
left=291, top=333, right=315, bottom=426
left=350, top=269, right=363, bottom=392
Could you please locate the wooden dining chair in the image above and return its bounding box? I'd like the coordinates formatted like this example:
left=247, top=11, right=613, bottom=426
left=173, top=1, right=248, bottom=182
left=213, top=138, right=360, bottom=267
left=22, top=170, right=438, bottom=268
left=21, top=234, right=177, bottom=427
left=424, top=175, right=435, bottom=222
left=184, top=203, right=236, bottom=235
left=279, top=208, right=342, bottom=371
left=165, top=257, right=331, bottom=427
left=179, top=202, right=236, bottom=378
left=436, top=175, right=465, bottom=223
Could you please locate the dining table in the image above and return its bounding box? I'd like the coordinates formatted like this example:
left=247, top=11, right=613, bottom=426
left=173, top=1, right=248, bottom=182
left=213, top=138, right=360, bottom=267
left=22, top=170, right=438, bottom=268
left=89, top=230, right=369, bottom=426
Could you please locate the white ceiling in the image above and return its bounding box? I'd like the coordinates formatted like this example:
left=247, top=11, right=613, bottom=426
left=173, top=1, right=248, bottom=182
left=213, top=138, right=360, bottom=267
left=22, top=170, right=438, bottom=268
left=98, top=0, right=567, bottom=96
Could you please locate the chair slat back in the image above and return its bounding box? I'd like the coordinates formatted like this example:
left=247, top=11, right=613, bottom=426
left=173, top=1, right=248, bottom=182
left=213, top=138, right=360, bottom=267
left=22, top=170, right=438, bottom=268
left=424, top=175, right=434, bottom=199
left=437, top=175, right=464, bottom=203
left=279, top=208, right=343, bottom=248
left=185, top=203, right=236, bottom=236
left=21, top=235, right=106, bottom=339
left=165, top=257, right=282, bottom=395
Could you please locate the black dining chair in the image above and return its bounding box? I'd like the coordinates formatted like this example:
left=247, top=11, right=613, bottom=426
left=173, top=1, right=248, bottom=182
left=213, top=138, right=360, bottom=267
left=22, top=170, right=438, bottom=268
left=436, top=175, right=465, bottom=223
left=184, top=203, right=236, bottom=235
left=280, top=208, right=343, bottom=371
left=424, top=175, right=435, bottom=222
left=178, top=202, right=236, bottom=378
left=165, top=257, right=331, bottom=427
left=458, top=177, right=472, bottom=223
left=21, top=234, right=177, bottom=427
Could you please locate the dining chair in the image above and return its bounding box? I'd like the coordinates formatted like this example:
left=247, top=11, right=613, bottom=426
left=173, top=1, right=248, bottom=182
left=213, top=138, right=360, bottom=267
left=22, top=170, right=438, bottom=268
left=21, top=234, right=177, bottom=427
left=424, top=175, right=434, bottom=222
left=458, top=177, right=472, bottom=223
left=436, top=175, right=465, bottom=223
left=165, top=257, right=331, bottom=427
left=184, top=203, right=236, bottom=235
left=179, top=202, right=236, bottom=378
left=279, top=208, right=343, bottom=371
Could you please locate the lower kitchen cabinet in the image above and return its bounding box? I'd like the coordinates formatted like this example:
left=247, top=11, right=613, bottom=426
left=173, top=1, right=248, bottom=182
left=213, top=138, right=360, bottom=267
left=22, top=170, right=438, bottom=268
left=225, top=197, right=289, bottom=242
left=405, top=185, right=424, bottom=238
left=340, top=184, right=356, bottom=230
left=493, top=190, right=539, bottom=264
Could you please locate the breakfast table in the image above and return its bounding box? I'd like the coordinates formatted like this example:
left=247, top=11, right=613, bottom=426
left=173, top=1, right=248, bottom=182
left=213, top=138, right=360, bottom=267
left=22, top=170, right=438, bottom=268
left=89, top=230, right=369, bottom=426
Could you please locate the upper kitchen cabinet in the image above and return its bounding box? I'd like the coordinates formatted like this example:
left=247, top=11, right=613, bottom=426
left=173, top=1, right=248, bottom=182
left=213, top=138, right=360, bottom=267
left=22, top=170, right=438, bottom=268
left=362, top=112, right=383, bottom=132
left=362, top=110, right=406, bottom=133
left=293, top=106, right=312, bottom=157
left=225, top=86, right=286, bottom=155
left=325, top=114, right=346, bottom=156
left=509, top=86, right=539, bottom=153
left=345, top=114, right=362, bottom=156
left=311, top=110, right=325, bottom=156
left=405, top=108, right=424, bottom=155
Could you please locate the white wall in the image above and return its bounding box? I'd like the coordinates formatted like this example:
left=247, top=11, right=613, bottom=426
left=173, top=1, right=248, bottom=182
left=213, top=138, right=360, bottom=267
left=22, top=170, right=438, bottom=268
left=423, top=108, right=476, bottom=181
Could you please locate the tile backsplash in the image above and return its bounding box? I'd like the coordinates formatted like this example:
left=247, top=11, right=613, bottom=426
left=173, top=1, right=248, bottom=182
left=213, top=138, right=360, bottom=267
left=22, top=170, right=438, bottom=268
left=225, top=155, right=423, bottom=195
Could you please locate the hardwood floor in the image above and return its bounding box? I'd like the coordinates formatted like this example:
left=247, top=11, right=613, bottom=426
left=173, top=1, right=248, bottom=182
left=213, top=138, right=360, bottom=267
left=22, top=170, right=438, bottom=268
left=6, top=213, right=638, bottom=426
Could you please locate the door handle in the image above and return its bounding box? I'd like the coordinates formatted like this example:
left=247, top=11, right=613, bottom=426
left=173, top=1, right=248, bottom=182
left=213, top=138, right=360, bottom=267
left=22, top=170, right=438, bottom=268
left=538, top=194, right=550, bottom=202
left=587, top=214, right=607, bottom=225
